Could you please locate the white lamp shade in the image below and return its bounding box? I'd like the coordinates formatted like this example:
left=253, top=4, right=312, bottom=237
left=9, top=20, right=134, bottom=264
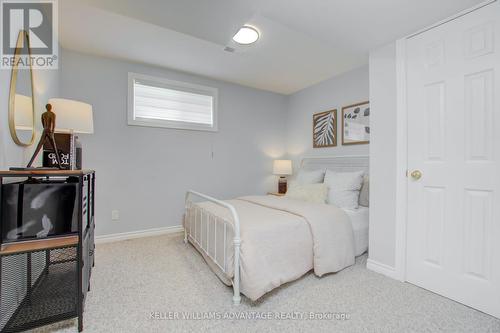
left=49, top=98, right=94, bottom=134
left=273, top=160, right=292, bottom=175
left=14, top=94, right=34, bottom=129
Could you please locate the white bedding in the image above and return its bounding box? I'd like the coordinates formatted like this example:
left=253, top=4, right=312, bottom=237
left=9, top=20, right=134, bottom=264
left=189, top=196, right=355, bottom=301
left=344, top=207, right=369, bottom=256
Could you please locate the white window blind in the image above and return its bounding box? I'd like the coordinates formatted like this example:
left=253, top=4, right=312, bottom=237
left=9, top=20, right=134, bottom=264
left=128, top=73, right=218, bottom=131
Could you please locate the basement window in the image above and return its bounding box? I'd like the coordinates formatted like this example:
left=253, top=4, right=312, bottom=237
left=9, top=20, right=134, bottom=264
left=128, top=73, right=218, bottom=131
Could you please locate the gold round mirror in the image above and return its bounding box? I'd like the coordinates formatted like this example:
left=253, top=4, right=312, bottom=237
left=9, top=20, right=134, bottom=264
left=9, top=30, right=35, bottom=146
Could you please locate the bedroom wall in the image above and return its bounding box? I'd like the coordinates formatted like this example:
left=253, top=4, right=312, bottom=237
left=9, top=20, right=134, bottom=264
left=285, top=65, right=369, bottom=168
left=367, top=42, right=398, bottom=271
left=285, top=58, right=399, bottom=273
left=59, top=49, right=287, bottom=237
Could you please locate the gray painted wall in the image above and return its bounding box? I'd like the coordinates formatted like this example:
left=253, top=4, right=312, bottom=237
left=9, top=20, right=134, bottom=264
left=60, top=49, right=287, bottom=236
left=285, top=60, right=400, bottom=271
left=1, top=48, right=372, bottom=241
left=285, top=66, right=370, bottom=168
left=368, top=43, right=398, bottom=268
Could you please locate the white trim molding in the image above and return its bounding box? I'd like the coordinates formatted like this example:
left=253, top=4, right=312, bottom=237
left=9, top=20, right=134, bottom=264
left=394, top=37, right=408, bottom=282
left=96, top=225, right=184, bottom=244
left=367, top=259, right=399, bottom=280
left=406, top=0, right=496, bottom=39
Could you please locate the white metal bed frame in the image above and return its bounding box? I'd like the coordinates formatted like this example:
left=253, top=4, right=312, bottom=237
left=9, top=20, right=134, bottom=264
left=184, top=155, right=369, bottom=305
left=184, top=190, right=242, bottom=305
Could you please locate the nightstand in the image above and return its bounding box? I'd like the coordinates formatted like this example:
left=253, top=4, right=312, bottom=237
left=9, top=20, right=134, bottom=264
left=267, top=192, right=286, bottom=197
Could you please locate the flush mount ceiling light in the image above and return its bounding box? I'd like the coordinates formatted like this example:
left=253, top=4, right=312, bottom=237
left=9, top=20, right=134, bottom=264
left=232, top=26, right=259, bottom=45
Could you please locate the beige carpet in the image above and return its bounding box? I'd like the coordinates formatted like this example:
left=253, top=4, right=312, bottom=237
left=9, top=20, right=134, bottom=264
left=31, top=233, right=500, bottom=333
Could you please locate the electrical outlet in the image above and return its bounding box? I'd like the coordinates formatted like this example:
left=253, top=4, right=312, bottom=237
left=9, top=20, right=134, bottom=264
left=111, top=210, right=120, bottom=221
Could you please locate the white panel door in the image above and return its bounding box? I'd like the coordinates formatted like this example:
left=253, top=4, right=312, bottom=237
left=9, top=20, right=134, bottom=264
left=406, top=1, right=500, bottom=318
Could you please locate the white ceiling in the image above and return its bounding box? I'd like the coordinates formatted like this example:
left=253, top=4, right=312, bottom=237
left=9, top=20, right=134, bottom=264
left=60, top=0, right=484, bottom=94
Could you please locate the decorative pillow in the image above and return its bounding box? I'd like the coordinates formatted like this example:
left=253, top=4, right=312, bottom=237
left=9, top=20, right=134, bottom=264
left=324, top=170, right=365, bottom=209
left=295, top=169, right=325, bottom=184
left=359, top=175, right=369, bottom=207
left=285, top=182, right=328, bottom=204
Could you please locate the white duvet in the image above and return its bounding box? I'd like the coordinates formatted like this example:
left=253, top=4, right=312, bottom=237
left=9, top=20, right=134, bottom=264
left=189, top=195, right=355, bottom=301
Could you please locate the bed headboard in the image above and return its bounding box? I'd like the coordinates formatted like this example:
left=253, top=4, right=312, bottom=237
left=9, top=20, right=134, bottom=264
left=300, top=155, right=369, bottom=174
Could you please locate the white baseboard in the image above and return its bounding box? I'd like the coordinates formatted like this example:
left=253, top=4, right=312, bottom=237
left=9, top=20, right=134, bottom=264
left=366, top=258, right=400, bottom=280
left=96, top=225, right=184, bottom=244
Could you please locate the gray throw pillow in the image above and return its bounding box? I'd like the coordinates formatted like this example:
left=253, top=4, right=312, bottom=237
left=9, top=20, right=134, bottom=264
left=359, top=175, right=369, bottom=207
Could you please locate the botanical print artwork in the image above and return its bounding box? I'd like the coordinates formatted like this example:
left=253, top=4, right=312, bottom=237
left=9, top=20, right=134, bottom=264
left=342, top=101, right=370, bottom=145
left=313, top=110, right=337, bottom=148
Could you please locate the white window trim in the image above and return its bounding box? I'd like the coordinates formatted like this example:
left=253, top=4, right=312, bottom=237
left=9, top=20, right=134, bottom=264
left=127, top=72, right=218, bottom=132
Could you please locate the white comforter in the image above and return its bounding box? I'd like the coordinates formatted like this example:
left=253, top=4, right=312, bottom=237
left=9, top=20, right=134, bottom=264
left=191, top=195, right=355, bottom=301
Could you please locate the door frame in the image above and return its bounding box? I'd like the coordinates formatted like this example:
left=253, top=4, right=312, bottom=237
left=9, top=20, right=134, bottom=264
left=393, top=0, right=498, bottom=282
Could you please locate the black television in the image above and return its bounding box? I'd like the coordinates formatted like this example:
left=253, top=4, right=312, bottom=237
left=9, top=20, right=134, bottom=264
left=1, top=181, right=78, bottom=243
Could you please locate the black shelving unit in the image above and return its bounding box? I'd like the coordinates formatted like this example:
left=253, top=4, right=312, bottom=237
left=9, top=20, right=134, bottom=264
left=0, top=170, right=95, bottom=333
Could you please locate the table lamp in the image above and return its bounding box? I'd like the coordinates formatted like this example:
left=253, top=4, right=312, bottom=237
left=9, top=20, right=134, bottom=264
left=49, top=98, right=94, bottom=134
left=273, top=160, right=292, bottom=194
left=49, top=98, right=94, bottom=169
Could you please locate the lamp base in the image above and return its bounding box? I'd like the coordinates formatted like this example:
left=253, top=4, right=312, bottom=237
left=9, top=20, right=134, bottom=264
left=75, top=137, right=82, bottom=170
left=278, top=177, right=287, bottom=194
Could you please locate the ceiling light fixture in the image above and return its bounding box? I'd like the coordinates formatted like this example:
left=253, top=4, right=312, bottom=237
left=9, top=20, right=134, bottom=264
left=232, top=26, right=259, bottom=45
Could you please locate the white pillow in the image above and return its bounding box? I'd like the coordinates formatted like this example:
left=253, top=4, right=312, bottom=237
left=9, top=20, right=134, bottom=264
left=324, top=170, right=365, bottom=209
left=296, top=169, right=325, bottom=184
left=285, top=182, right=328, bottom=204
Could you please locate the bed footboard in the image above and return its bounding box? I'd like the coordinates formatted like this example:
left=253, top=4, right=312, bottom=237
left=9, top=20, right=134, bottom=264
left=184, top=190, right=241, bottom=305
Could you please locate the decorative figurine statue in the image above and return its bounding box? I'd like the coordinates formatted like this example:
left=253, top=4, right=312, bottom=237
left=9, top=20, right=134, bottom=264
left=26, top=104, right=62, bottom=169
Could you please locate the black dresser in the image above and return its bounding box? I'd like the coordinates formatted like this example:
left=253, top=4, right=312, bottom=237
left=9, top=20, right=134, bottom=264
left=0, top=170, right=95, bottom=332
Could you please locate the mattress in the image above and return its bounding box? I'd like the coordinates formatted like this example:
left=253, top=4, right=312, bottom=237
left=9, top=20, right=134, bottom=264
left=344, top=206, right=369, bottom=256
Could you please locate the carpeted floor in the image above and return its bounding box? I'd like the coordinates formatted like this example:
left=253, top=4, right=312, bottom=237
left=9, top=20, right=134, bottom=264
left=31, top=233, right=500, bottom=333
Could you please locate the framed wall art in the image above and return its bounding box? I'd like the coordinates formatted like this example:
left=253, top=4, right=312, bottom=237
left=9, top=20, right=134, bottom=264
left=313, top=109, right=337, bottom=148
left=342, top=101, right=370, bottom=145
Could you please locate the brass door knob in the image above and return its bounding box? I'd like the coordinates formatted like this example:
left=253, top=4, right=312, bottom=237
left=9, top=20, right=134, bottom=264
left=410, top=170, right=422, bottom=180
